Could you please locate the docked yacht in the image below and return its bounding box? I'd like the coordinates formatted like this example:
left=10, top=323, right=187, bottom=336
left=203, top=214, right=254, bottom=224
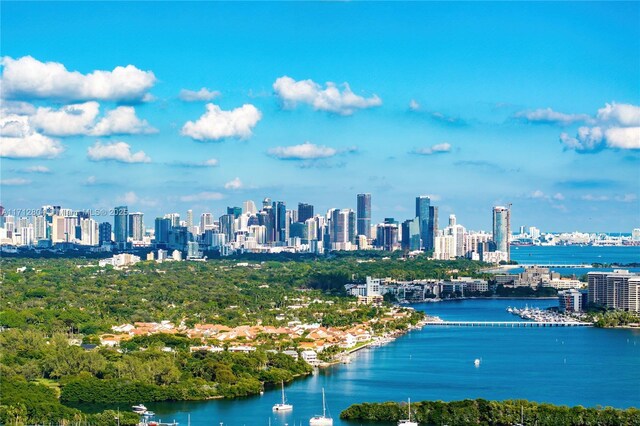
left=398, top=398, right=418, bottom=426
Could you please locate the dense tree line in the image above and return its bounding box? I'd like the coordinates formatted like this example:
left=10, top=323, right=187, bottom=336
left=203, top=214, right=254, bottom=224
left=340, top=399, right=640, bottom=425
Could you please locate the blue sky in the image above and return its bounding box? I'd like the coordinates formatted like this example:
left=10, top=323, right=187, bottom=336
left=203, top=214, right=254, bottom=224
left=1, top=2, right=639, bottom=232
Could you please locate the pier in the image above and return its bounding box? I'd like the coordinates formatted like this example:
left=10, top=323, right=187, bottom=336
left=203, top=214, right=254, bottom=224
left=424, top=321, right=593, bottom=327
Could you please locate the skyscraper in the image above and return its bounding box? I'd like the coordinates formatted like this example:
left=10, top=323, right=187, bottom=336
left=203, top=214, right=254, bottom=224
left=154, top=217, right=172, bottom=245
left=200, top=213, right=214, bottom=231
left=416, top=196, right=431, bottom=250
left=98, top=222, right=112, bottom=245
left=298, top=203, right=314, bottom=223
left=492, top=205, right=511, bottom=260
left=113, top=205, right=128, bottom=249
left=128, top=212, right=144, bottom=241
left=186, top=209, right=193, bottom=227
left=356, top=193, right=371, bottom=238
left=227, top=206, right=242, bottom=219
left=274, top=201, right=286, bottom=242
left=401, top=218, right=421, bottom=251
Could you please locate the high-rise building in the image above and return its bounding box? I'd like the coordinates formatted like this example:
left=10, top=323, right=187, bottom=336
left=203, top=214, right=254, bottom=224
left=243, top=200, right=257, bottom=215
left=200, top=213, right=214, bottom=231
left=328, top=208, right=356, bottom=249
left=588, top=270, right=640, bottom=312
left=357, top=193, right=371, bottom=238
left=165, top=213, right=180, bottom=227
left=274, top=201, right=286, bottom=242
left=98, top=222, right=112, bottom=245
left=186, top=209, right=193, bottom=227
left=298, top=203, right=314, bottom=223
left=128, top=212, right=144, bottom=241
left=401, top=218, right=421, bottom=251
left=227, top=206, right=242, bottom=219
left=113, top=206, right=128, bottom=248
left=492, top=205, right=511, bottom=260
left=376, top=223, right=399, bottom=251
left=154, top=217, right=172, bottom=245
left=416, top=196, right=431, bottom=250
left=219, top=214, right=235, bottom=242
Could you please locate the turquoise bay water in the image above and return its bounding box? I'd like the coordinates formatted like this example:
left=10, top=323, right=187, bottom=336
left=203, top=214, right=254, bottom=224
left=139, top=299, right=640, bottom=425
left=510, top=245, right=640, bottom=265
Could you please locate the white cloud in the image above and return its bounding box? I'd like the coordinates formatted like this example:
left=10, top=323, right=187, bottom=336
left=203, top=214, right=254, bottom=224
left=90, top=106, right=157, bottom=136
left=552, top=193, right=565, bottom=201
left=0, top=114, right=64, bottom=158
left=614, top=193, right=638, bottom=202
left=24, top=165, right=51, bottom=173
left=581, top=194, right=609, bottom=202
left=119, top=191, right=139, bottom=205
left=86, top=176, right=97, bottom=185
left=181, top=103, right=261, bottom=141
left=1, top=56, right=156, bottom=102
left=87, top=141, right=151, bottom=163
left=413, top=143, right=452, bottom=155
left=0, top=178, right=31, bottom=186
left=557, top=102, right=640, bottom=153
left=30, top=101, right=100, bottom=136
left=531, top=190, right=546, bottom=199
left=273, top=76, right=382, bottom=115
left=172, top=158, right=219, bottom=167
left=515, top=108, right=591, bottom=125
left=597, top=103, right=640, bottom=126
left=409, top=99, right=420, bottom=111
left=0, top=101, right=36, bottom=116
left=224, top=177, right=243, bottom=190
left=180, top=192, right=224, bottom=202
left=179, top=88, right=221, bottom=102
left=268, top=142, right=337, bottom=160
left=604, top=127, right=640, bottom=150
left=560, top=126, right=604, bottom=152
left=115, top=191, right=157, bottom=207
left=28, top=102, right=156, bottom=137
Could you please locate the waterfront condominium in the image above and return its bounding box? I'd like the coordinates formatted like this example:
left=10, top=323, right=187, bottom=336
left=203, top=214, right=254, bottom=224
left=357, top=193, right=371, bottom=239
left=588, top=270, right=640, bottom=313
left=492, top=205, right=511, bottom=261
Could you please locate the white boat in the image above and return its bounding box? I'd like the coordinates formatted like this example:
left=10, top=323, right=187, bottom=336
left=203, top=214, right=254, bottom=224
left=474, top=358, right=481, bottom=367
left=398, top=398, right=418, bottom=426
left=273, top=381, right=293, bottom=412
left=132, top=404, right=147, bottom=413
left=309, top=388, right=333, bottom=426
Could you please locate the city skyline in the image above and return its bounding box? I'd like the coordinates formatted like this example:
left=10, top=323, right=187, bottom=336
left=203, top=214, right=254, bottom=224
left=1, top=2, right=639, bottom=232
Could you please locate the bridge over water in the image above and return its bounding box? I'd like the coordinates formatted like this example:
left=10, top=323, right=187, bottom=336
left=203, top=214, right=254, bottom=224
left=424, top=321, right=593, bottom=328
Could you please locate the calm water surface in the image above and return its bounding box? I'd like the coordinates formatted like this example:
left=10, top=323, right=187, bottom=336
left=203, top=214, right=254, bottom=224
left=139, top=299, right=640, bottom=426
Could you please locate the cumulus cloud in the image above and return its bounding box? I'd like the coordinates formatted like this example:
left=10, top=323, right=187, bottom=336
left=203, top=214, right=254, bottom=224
left=180, top=192, right=224, bottom=202
left=224, top=177, right=243, bottom=190
left=86, top=176, right=97, bottom=185
left=409, top=100, right=420, bottom=111
left=24, top=165, right=51, bottom=173
left=551, top=102, right=640, bottom=153
left=90, top=106, right=157, bottom=136
left=28, top=102, right=156, bottom=137
left=179, top=88, right=221, bottom=102
left=181, top=103, right=261, bottom=141
left=597, top=103, right=640, bottom=126
left=1, top=56, right=156, bottom=102
left=116, top=191, right=157, bottom=207
left=273, top=76, right=382, bottom=115
left=1, top=178, right=31, bottom=186
left=514, top=108, right=591, bottom=125
left=0, top=101, right=36, bottom=116
left=413, top=143, right=451, bottom=155
left=0, top=114, right=64, bottom=158
left=30, top=102, right=100, bottom=136
left=87, top=141, right=151, bottom=163
left=268, top=142, right=337, bottom=160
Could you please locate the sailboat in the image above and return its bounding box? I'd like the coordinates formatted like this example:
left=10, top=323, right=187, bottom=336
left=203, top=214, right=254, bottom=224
left=309, top=388, right=333, bottom=426
left=398, top=398, right=418, bottom=426
left=273, top=381, right=293, bottom=412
